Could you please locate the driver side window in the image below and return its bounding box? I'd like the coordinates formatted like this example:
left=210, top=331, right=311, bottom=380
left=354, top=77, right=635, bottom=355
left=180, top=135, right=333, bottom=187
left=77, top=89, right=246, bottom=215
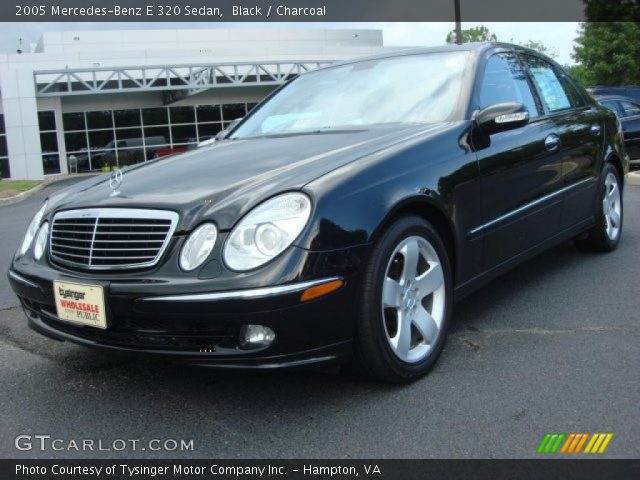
left=479, top=53, right=540, bottom=118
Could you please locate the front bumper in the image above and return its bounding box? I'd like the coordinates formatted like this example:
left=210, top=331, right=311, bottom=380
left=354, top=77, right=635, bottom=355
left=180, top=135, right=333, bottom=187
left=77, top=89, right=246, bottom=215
left=8, top=246, right=366, bottom=368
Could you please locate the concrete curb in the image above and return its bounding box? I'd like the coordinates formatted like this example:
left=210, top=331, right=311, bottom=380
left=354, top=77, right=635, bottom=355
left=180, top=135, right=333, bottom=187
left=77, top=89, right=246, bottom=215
left=0, top=173, right=96, bottom=207
left=627, top=171, right=640, bottom=187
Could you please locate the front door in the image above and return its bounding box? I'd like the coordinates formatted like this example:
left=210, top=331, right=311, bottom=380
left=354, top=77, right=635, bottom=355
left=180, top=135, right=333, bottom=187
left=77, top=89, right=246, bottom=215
left=472, top=51, right=564, bottom=270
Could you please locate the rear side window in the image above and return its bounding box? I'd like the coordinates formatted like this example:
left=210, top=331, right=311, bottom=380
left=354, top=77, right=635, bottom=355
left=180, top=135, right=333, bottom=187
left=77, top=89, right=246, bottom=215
left=479, top=53, right=539, bottom=118
left=557, top=73, right=588, bottom=108
left=620, top=100, right=640, bottom=117
left=521, top=55, right=574, bottom=112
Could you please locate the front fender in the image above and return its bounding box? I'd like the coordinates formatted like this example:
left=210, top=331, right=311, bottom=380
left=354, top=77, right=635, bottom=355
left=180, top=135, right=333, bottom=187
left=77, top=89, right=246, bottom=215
left=295, top=123, right=482, bottom=288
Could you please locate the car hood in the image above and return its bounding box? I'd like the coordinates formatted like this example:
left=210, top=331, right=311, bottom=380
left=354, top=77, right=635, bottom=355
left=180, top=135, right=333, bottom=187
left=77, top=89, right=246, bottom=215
left=48, top=123, right=455, bottom=231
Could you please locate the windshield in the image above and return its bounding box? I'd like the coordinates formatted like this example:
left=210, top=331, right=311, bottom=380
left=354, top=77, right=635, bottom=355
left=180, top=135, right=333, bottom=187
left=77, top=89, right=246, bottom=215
left=231, top=52, right=470, bottom=139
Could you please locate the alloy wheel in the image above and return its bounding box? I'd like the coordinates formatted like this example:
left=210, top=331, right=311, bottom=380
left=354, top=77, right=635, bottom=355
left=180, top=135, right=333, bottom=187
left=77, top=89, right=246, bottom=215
left=381, top=235, right=446, bottom=363
left=603, top=172, right=621, bottom=241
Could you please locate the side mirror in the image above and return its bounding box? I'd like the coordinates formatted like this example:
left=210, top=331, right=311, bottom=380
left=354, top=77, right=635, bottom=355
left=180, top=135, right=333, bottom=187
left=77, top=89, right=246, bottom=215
left=475, top=103, right=529, bottom=135
left=215, top=117, right=243, bottom=140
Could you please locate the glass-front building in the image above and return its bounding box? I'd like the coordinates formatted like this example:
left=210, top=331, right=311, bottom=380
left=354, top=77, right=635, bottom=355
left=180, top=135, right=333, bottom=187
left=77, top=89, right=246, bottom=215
left=0, top=114, right=8, bottom=178
left=47, top=102, right=257, bottom=173
left=0, top=28, right=388, bottom=179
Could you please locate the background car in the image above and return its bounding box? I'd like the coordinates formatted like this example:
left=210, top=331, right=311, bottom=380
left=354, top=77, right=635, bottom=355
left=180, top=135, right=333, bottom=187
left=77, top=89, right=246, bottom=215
left=588, top=86, right=640, bottom=102
left=153, top=138, right=199, bottom=158
left=597, top=95, right=640, bottom=167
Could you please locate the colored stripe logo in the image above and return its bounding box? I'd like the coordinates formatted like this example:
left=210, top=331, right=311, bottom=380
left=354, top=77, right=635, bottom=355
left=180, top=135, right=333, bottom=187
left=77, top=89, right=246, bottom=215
left=537, top=433, right=613, bottom=454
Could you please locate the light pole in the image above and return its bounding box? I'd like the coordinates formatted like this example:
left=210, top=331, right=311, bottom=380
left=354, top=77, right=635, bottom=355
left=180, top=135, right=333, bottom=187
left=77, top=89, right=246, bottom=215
left=454, top=0, right=462, bottom=45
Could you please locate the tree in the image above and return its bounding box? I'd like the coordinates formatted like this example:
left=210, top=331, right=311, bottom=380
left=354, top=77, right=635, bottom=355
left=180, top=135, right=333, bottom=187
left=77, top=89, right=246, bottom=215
left=518, top=40, right=558, bottom=59
left=570, top=1, right=640, bottom=86
left=446, top=25, right=497, bottom=44
left=563, top=64, right=591, bottom=87
left=572, top=21, right=640, bottom=86
left=582, top=0, right=639, bottom=22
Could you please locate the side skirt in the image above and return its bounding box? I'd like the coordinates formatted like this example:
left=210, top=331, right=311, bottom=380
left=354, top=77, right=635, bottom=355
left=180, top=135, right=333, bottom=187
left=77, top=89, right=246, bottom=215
left=453, top=217, right=594, bottom=302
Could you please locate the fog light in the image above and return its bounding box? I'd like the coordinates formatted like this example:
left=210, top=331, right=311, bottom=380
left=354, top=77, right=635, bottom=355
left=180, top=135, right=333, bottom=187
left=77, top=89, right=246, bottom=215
left=240, top=324, right=275, bottom=349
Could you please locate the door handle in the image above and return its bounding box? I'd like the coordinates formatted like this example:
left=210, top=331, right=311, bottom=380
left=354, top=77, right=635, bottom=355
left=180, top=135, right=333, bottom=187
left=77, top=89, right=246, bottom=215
left=544, top=134, right=560, bottom=151
left=590, top=124, right=602, bottom=136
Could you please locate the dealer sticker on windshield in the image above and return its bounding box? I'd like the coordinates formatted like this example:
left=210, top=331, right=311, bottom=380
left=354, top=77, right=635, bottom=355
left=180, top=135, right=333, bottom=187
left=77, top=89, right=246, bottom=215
left=53, top=281, right=107, bottom=329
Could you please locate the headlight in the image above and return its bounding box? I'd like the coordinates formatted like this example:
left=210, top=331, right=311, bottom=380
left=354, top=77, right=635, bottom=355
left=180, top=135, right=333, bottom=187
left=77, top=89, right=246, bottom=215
left=179, top=223, right=218, bottom=271
left=33, top=222, right=49, bottom=260
left=223, top=192, right=311, bottom=271
left=19, top=201, right=48, bottom=256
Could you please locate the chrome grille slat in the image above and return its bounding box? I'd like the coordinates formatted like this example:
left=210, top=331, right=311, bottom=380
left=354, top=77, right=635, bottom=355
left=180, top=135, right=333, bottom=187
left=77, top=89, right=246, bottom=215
left=90, top=247, right=161, bottom=252
left=92, top=231, right=168, bottom=236
left=52, top=246, right=159, bottom=254
left=93, top=255, right=156, bottom=260
left=93, top=239, right=165, bottom=244
left=50, top=208, right=179, bottom=271
left=53, top=251, right=93, bottom=259
left=84, top=223, right=171, bottom=227
left=50, top=243, right=91, bottom=251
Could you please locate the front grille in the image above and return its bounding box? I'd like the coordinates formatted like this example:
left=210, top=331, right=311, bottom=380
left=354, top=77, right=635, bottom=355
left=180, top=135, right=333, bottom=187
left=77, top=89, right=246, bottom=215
left=50, top=208, right=179, bottom=270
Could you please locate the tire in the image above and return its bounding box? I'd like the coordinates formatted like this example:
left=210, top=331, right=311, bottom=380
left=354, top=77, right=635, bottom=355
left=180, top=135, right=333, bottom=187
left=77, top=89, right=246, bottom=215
left=351, top=215, right=453, bottom=383
left=575, top=163, right=623, bottom=252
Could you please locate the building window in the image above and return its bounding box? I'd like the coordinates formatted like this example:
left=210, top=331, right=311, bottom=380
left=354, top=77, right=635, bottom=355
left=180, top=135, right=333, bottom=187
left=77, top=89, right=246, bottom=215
left=222, top=104, right=246, bottom=122
left=197, top=105, right=221, bottom=122
left=38, top=110, right=60, bottom=175
left=62, top=102, right=252, bottom=171
left=114, top=109, right=141, bottom=128
left=142, top=108, right=168, bottom=126
left=0, top=114, right=9, bottom=178
left=169, top=106, right=196, bottom=124
left=62, top=112, right=85, bottom=131
left=86, top=110, right=114, bottom=130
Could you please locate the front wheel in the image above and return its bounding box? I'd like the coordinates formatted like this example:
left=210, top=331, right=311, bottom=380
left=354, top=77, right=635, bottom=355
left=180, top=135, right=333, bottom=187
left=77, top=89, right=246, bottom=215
left=352, top=216, right=452, bottom=383
left=575, top=163, right=623, bottom=252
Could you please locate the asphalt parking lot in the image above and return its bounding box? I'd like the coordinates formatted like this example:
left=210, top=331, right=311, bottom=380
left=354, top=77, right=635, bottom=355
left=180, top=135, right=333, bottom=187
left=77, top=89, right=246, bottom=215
left=0, top=178, right=638, bottom=459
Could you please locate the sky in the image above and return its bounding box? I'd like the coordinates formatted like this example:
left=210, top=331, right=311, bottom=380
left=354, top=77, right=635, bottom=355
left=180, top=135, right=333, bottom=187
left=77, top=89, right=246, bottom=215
left=0, top=22, right=581, bottom=65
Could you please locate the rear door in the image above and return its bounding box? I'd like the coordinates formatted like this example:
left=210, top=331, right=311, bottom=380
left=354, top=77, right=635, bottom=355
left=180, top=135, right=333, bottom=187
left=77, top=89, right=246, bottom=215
left=473, top=50, right=563, bottom=270
left=519, top=54, right=602, bottom=228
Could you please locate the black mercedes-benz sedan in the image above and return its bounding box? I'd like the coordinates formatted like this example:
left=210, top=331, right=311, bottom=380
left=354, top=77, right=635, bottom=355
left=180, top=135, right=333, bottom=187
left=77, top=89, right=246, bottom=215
left=8, top=43, right=628, bottom=382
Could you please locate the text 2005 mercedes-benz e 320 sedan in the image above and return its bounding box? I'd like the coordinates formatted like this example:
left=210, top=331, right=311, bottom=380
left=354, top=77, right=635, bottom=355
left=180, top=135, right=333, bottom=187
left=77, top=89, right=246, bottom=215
left=8, top=43, right=628, bottom=382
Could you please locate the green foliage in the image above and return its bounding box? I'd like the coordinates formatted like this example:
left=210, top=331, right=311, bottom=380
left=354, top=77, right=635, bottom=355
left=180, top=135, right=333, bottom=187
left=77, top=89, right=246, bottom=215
left=572, top=21, right=640, bottom=86
left=518, top=40, right=558, bottom=59
left=563, top=64, right=591, bottom=86
left=0, top=180, right=41, bottom=192
left=583, top=0, right=639, bottom=22
left=446, top=25, right=497, bottom=44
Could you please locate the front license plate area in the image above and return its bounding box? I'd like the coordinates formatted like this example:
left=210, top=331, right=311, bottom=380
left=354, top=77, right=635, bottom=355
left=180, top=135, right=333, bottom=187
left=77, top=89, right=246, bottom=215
left=53, top=281, right=107, bottom=329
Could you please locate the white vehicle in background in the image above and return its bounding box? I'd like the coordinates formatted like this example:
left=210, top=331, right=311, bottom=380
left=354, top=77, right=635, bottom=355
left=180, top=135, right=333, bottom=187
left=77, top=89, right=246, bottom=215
left=197, top=118, right=244, bottom=148
left=197, top=137, right=217, bottom=148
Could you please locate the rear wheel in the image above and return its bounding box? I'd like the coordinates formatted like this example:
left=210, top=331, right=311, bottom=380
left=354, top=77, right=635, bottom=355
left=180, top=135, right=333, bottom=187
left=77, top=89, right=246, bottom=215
left=575, top=163, right=623, bottom=252
left=352, top=216, right=452, bottom=383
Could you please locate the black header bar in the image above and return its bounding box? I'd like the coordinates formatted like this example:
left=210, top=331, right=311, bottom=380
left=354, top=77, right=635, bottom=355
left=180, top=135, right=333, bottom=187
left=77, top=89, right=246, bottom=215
left=3, top=459, right=640, bottom=480
left=2, top=0, right=595, bottom=22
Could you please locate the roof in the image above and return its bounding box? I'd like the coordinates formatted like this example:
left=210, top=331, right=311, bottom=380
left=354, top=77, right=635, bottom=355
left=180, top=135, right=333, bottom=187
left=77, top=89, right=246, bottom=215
left=312, top=42, right=557, bottom=74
